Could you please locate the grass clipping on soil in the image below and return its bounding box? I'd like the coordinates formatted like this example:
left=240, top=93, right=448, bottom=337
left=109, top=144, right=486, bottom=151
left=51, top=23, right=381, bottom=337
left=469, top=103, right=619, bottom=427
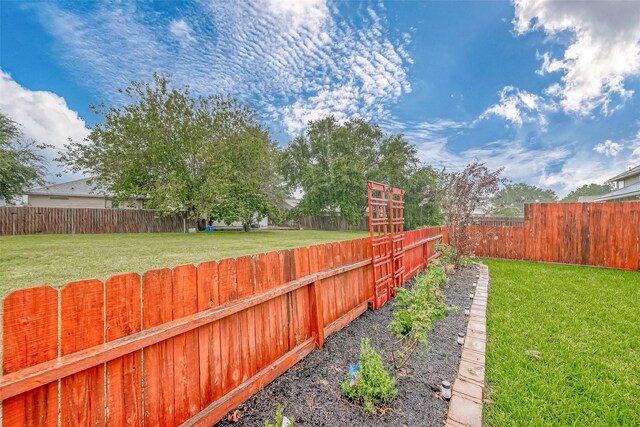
left=342, top=338, right=398, bottom=414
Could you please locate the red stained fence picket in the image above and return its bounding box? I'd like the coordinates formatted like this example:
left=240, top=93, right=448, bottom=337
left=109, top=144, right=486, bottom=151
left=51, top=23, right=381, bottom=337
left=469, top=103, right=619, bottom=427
left=403, top=226, right=448, bottom=280
left=468, top=202, right=640, bottom=271
left=0, top=227, right=446, bottom=427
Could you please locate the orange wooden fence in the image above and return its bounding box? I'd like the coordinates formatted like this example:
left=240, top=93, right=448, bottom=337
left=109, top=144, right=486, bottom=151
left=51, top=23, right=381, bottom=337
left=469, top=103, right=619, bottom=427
left=468, top=202, right=640, bottom=271
left=0, top=227, right=447, bottom=427
left=404, top=226, right=449, bottom=280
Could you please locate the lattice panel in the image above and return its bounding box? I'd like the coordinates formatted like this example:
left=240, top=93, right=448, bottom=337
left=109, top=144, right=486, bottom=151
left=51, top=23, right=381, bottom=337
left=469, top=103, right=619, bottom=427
left=389, top=187, right=405, bottom=294
left=367, top=181, right=392, bottom=309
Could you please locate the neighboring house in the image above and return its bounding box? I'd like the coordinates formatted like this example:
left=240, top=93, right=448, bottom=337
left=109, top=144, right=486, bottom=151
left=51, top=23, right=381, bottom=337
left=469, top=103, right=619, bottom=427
left=23, top=177, right=145, bottom=209
left=282, top=198, right=301, bottom=209
left=577, top=195, right=600, bottom=202
left=595, top=164, right=640, bottom=202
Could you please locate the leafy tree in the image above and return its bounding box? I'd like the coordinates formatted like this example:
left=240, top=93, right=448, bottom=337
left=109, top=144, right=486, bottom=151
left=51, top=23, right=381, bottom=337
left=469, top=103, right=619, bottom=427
left=425, top=162, right=505, bottom=258
left=561, top=183, right=613, bottom=202
left=281, top=116, right=421, bottom=225
left=0, top=112, right=49, bottom=203
left=491, top=183, right=557, bottom=216
left=404, top=166, right=443, bottom=229
left=209, top=126, right=285, bottom=231
left=59, top=74, right=282, bottom=231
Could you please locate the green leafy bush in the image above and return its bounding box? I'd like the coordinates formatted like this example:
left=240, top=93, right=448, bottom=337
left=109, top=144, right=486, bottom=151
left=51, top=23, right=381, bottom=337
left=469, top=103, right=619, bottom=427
left=437, top=242, right=473, bottom=270
left=389, top=261, right=455, bottom=368
left=264, top=404, right=293, bottom=427
left=342, top=338, right=398, bottom=414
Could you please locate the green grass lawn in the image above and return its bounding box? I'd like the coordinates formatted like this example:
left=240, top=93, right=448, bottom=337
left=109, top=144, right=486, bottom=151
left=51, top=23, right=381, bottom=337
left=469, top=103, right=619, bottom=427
left=0, top=230, right=367, bottom=299
left=484, top=260, right=640, bottom=426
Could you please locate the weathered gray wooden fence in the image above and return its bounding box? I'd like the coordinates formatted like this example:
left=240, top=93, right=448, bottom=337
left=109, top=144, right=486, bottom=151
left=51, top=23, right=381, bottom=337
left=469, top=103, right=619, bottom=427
left=0, top=207, right=197, bottom=236
left=271, top=215, right=369, bottom=231
left=471, top=216, right=525, bottom=227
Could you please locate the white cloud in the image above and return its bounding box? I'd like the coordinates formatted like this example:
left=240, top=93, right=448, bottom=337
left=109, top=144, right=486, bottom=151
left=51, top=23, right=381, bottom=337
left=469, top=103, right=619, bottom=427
left=541, top=162, right=611, bottom=192
left=280, top=85, right=360, bottom=134
left=384, top=116, right=605, bottom=197
left=514, top=0, right=640, bottom=115
left=380, top=118, right=467, bottom=169
left=169, top=19, right=196, bottom=47
left=541, top=128, right=640, bottom=195
left=383, top=118, right=571, bottom=189
left=539, top=154, right=625, bottom=196
left=32, top=3, right=168, bottom=93
left=266, top=0, right=329, bottom=31
left=593, top=139, right=623, bottom=157
left=31, top=1, right=412, bottom=136
left=479, top=86, right=549, bottom=127
left=401, top=126, right=628, bottom=197
left=461, top=140, right=569, bottom=184
left=0, top=70, right=89, bottom=179
left=631, top=131, right=640, bottom=164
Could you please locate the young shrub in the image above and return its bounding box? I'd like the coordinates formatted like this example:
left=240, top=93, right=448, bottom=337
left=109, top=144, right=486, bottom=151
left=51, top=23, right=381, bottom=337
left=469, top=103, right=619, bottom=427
left=424, top=162, right=506, bottom=256
left=264, top=404, right=293, bottom=427
left=389, top=260, right=456, bottom=367
left=342, top=338, right=398, bottom=414
left=437, top=242, right=473, bottom=271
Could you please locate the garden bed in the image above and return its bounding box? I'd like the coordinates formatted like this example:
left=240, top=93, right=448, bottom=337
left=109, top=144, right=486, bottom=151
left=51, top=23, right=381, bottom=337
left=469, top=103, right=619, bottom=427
left=216, top=265, right=477, bottom=426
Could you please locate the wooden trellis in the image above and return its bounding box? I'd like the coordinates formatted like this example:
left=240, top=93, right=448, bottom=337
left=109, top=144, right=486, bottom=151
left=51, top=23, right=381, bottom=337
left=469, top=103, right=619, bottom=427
left=367, top=182, right=406, bottom=309
left=389, top=187, right=405, bottom=295
left=367, top=181, right=393, bottom=309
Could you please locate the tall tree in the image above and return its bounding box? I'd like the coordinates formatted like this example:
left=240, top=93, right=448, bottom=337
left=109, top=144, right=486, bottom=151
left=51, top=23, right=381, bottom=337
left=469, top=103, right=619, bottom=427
left=281, top=116, right=419, bottom=225
left=0, top=112, right=49, bottom=203
left=561, top=183, right=613, bottom=202
left=404, top=166, right=443, bottom=229
left=209, top=126, right=285, bottom=231
left=492, top=183, right=557, bottom=216
left=425, top=162, right=505, bottom=260
left=59, top=74, right=282, bottom=230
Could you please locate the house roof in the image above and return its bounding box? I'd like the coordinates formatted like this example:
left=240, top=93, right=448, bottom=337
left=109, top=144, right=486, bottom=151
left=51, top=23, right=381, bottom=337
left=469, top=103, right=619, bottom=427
left=577, top=195, right=600, bottom=202
left=595, top=181, right=640, bottom=201
left=26, top=177, right=110, bottom=198
left=606, top=164, right=640, bottom=183
left=283, top=198, right=301, bottom=208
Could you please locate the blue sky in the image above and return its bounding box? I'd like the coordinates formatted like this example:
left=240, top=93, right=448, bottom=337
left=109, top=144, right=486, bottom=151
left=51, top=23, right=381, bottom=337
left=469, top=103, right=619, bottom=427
left=1, top=0, right=639, bottom=196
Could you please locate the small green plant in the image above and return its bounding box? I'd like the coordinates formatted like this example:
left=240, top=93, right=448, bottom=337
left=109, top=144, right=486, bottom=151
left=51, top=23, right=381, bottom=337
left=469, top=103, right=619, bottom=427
left=389, top=260, right=456, bottom=368
left=264, top=404, right=293, bottom=427
left=342, top=338, right=398, bottom=414
left=437, top=242, right=473, bottom=270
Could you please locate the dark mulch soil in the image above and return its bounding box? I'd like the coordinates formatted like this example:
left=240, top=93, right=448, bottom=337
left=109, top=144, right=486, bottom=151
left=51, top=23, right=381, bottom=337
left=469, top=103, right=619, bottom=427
left=216, top=265, right=477, bottom=427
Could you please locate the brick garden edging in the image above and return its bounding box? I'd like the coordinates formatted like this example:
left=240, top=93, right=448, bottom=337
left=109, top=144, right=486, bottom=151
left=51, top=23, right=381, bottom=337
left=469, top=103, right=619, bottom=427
left=445, top=263, right=489, bottom=427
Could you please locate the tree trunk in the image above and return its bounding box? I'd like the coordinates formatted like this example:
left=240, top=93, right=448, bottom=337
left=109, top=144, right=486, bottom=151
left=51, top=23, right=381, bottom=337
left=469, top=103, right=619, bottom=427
left=243, top=222, right=251, bottom=232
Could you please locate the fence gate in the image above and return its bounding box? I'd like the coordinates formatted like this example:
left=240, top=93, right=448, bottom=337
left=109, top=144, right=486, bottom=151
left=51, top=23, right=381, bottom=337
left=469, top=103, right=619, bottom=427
left=389, top=187, right=405, bottom=295
left=367, top=181, right=393, bottom=309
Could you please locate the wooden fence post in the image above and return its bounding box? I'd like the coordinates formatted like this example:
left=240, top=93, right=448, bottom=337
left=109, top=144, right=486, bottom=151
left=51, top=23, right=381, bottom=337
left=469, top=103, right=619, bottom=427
left=422, top=232, right=427, bottom=270
left=308, top=281, right=325, bottom=348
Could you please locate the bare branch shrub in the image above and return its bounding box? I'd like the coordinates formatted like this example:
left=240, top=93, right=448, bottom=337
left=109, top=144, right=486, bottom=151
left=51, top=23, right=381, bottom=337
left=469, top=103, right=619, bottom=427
left=425, top=162, right=505, bottom=261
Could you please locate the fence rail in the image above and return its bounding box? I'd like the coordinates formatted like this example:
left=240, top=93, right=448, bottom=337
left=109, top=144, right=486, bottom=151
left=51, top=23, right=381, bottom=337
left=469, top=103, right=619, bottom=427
left=0, top=226, right=447, bottom=427
left=468, top=202, right=640, bottom=271
left=0, top=206, right=197, bottom=236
